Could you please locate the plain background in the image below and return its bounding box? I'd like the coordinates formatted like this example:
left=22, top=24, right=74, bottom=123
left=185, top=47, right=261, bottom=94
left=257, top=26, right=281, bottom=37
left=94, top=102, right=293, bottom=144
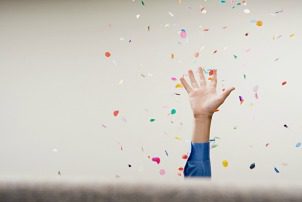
left=0, top=0, right=302, bottom=183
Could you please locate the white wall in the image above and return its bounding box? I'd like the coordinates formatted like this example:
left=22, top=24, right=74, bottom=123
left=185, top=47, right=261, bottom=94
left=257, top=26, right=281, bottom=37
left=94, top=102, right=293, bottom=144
left=1, top=0, right=302, bottom=183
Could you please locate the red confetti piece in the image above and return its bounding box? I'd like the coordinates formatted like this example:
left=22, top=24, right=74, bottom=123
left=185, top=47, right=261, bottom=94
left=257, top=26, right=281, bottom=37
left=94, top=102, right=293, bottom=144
left=113, top=110, right=119, bottom=117
left=159, top=169, right=166, bottom=175
left=152, top=157, right=161, bottom=164
left=181, top=154, right=188, bottom=160
left=209, top=69, right=216, bottom=76
left=282, top=81, right=287, bottom=86
left=105, top=51, right=111, bottom=58
left=178, top=167, right=184, bottom=171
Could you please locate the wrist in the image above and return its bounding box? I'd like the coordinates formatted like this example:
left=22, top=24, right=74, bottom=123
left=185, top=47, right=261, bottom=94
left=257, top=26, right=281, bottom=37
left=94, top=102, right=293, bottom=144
left=193, top=113, right=213, bottom=120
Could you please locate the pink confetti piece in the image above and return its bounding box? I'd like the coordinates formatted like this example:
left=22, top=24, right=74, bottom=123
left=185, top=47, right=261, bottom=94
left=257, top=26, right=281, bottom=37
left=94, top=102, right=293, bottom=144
left=159, top=169, right=166, bottom=175
left=152, top=157, right=161, bottom=164
left=171, top=76, right=177, bottom=81
left=179, top=29, right=187, bottom=39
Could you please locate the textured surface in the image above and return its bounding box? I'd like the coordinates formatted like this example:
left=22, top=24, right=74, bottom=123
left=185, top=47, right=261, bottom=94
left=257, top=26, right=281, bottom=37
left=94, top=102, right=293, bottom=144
left=1, top=180, right=302, bottom=202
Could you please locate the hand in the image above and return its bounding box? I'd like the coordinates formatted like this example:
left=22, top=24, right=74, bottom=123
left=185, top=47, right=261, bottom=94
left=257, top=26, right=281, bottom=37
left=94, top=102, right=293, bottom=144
left=180, top=67, right=235, bottom=119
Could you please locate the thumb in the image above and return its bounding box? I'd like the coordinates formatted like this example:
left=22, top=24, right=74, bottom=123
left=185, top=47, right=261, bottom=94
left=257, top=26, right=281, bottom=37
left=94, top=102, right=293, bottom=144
left=220, top=87, right=235, bottom=101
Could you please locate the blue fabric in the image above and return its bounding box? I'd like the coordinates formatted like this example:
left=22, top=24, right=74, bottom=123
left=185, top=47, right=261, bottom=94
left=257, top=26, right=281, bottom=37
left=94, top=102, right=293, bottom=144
left=184, top=142, right=211, bottom=177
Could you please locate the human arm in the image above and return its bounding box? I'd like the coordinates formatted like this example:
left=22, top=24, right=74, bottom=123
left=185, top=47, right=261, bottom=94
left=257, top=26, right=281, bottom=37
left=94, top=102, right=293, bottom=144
left=180, top=67, right=235, bottom=177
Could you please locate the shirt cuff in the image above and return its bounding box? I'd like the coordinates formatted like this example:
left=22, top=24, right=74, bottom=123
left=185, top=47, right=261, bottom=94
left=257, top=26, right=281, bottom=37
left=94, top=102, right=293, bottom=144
left=188, top=142, right=210, bottom=161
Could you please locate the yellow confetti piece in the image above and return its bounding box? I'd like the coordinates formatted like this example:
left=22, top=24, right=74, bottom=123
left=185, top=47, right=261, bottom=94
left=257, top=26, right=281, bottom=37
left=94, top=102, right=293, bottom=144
left=222, top=160, right=229, bottom=167
left=290, top=33, right=295, bottom=38
left=175, top=135, right=182, bottom=140
left=175, top=83, right=183, bottom=88
left=256, top=20, right=263, bottom=27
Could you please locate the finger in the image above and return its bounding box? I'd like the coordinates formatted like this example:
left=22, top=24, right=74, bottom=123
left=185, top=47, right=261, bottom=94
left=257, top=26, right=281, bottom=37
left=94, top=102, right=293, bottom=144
left=198, top=66, right=206, bottom=87
left=219, top=86, right=235, bottom=101
left=210, top=69, right=217, bottom=89
left=188, top=69, right=199, bottom=88
left=180, top=76, right=193, bottom=94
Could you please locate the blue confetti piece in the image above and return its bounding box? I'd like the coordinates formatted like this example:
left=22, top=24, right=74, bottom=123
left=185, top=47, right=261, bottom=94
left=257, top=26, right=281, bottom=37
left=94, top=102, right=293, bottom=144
left=296, top=142, right=301, bottom=148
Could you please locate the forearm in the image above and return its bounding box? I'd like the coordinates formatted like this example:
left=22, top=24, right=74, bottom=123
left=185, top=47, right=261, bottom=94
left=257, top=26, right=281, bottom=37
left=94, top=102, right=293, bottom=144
left=192, top=114, right=212, bottom=143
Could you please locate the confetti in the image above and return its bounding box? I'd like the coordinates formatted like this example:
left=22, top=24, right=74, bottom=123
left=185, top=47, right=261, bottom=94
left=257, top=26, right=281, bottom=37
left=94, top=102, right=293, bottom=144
left=274, top=167, right=280, bottom=173
left=149, top=118, right=156, bottom=122
left=171, top=53, right=175, bottom=59
left=233, top=54, right=238, bottom=59
left=128, top=164, right=132, bottom=167
left=250, top=163, right=256, bottom=169
left=175, top=135, right=182, bottom=140
left=281, top=81, right=287, bottom=86
left=105, top=51, right=111, bottom=58
left=113, top=110, right=119, bottom=117
left=171, top=76, right=177, bottom=81
left=152, top=157, right=161, bottom=164
left=222, top=160, right=229, bottom=167
left=296, top=142, right=301, bottom=148
left=239, top=96, right=244, bottom=104
left=136, top=14, right=140, bottom=19
left=209, top=69, right=216, bottom=76
left=165, top=150, right=169, bottom=156
left=179, top=29, right=187, bottom=39
left=194, top=52, right=200, bottom=58
left=256, top=20, right=263, bottom=27
left=168, top=11, right=174, bottom=17
left=171, top=108, right=177, bottom=115
left=178, top=167, right=184, bottom=171
left=182, top=154, right=188, bottom=160
left=245, top=33, right=249, bottom=36
left=243, top=74, right=247, bottom=79
left=284, top=124, right=288, bottom=128
left=159, top=169, right=166, bottom=175
left=175, top=83, right=183, bottom=88
left=290, top=33, right=295, bottom=38
left=141, top=0, right=144, bottom=6
left=58, top=171, right=61, bottom=176
left=266, top=143, right=270, bottom=147
left=200, top=7, right=207, bottom=14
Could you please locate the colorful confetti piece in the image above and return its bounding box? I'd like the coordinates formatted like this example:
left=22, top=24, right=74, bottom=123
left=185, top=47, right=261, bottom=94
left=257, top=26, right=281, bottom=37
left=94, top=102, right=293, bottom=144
left=274, top=167, right=280, bottom=173
left=284, top=124, right=288, bottom=128
left=281, top=81, right=287, bottom=86
left=159, top=169, right=166, bottom=175
left=178, top=167, right=184, bottom=171
left=113, top=110, right=119, bottom=117
left=179, top=29, right=187, bottom=39
left=152, top=157, right=161, bottom=164
left=250, top=163, right=256, bottom=169
left=256, top=20, right=263, bottom=27
left=171, top=108, right=176, bottom=115
left=296, top=142, right=301, bottom=148
left=239, top=96, right=244, bottom=104
left=182, top=154, right=188, bottom=160
left=105, top=51, right=111, bottom=58
left=222, top=160, right=229, bottom=167
left=171, top=76, right=177, bottom=81
left=175, top=83, right=183, bottom=88
left=149, top=118, right=156, bottom=122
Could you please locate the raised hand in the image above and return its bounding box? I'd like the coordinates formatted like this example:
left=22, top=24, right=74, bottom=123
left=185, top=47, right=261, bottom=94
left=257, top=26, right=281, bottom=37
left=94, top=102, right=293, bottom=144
left=180, top=67, right=235, bottom=119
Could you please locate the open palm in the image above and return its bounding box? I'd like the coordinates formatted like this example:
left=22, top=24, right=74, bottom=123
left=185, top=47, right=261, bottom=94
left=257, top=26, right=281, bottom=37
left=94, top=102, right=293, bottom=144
left=180, top=67, right=235, bottom=118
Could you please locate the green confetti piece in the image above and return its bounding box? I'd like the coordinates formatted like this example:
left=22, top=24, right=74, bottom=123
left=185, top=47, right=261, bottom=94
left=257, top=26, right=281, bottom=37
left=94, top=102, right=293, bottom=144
left=171, top=108, right=176, bottom=115
left=150, top=118, right=156, bottom=122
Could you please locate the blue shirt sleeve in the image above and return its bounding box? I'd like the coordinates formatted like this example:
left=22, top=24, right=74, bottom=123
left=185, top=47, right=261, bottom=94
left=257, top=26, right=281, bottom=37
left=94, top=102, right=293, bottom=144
left=183, top=142, right=211, bottom=178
